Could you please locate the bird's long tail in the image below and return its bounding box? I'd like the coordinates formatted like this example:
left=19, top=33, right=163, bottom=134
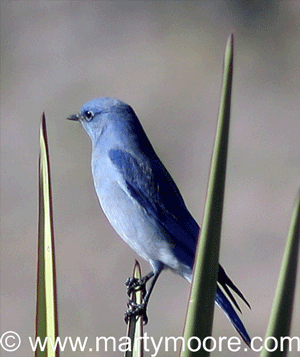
left=215, top=285, right=251, bottom=346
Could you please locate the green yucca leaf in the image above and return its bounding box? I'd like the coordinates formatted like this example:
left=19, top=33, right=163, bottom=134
left=125, top=260, right=144, bottom=357
left=260, top=191, right=300, bottom=357
left=180, top=34, right=234, bottom=357
left=35, top=113, right=59, bottom=357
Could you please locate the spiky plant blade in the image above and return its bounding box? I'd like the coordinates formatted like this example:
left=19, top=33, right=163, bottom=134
left=260, top=191, right=300, bottom=357
left=35, top=113, right=59, bottom=357
left=180, top=34, right=234, bottom=357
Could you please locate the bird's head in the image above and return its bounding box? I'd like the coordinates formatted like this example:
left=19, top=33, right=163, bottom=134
left=67, top=97, right=137, bottom=144
left=68, top=97, right=153, bottom=156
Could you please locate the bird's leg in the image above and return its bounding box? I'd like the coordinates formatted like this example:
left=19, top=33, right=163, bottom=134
left=125, top=269, right=162, bottom=325
left=125, top=271, right=154, bottom=297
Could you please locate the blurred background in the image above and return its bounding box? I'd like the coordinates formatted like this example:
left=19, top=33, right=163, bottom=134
left=1, top=1, right=300, bottom=356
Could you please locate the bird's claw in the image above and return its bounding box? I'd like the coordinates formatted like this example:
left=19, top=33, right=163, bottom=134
left=124, top=300, right=148, bottom=325
left=125, top=277, right=147, bottom=297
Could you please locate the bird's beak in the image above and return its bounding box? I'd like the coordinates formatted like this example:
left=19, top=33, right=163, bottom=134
left=67, top=113, right=80, bottom=121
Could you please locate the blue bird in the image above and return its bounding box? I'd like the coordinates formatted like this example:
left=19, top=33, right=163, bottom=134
left=68, top=97, right=251, bottom=345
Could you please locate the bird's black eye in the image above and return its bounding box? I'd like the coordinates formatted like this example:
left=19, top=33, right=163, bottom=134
left=84, top=110, right=94, bottom=121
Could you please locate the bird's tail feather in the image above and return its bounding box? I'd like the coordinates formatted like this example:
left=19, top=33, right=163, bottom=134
left=215, top=286, right=251, bottom=346
left=218, top=265, right=251, bottom=312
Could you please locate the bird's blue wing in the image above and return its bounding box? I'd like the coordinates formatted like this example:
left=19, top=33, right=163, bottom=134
left=109, top=148, right=199, bottom=260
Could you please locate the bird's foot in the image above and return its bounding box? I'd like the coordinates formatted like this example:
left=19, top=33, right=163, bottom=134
left=124, top=300, right=148, bottom=325
left=125, top=276, right=148, bottom=297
